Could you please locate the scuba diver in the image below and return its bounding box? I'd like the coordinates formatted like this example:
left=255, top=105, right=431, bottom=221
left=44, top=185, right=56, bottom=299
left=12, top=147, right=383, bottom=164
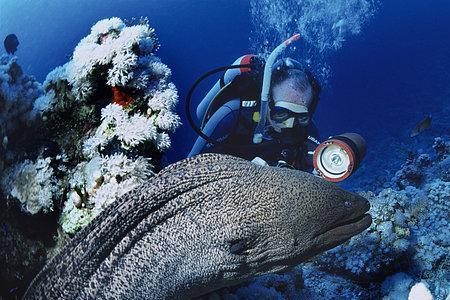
left=187, top=34, right=367, bottom=182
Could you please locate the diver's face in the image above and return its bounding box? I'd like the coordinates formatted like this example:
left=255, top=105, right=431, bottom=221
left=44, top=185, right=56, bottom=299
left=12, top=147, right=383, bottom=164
left=270, top=79, right=313, bottom=131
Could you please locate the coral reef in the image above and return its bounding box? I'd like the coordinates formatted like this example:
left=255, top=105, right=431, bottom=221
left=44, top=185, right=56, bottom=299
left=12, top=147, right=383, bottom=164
left=393, top=137, right=449, bottom=189
left=200, top=268, right=303, bottom=300
left=53, top=17, right=179, bottom=234
left=0, top=198, right=57, bottom=298
left=0, top=55, right=42, bottom=129
left=433, top=137, right=450, bottom=161
left=316, top=137, right=450, bottom=299
left=34, top=17, right=179, bottom=163
left=2, top=155, right=67, bottom=214
left=1, top=17, right=180, bottom=235
left=0, top=16, right=180, bottom=297
left=408, top=282, right=434, bottom=300
left=201, top=264, right=375, bottom=299
left=60, top=153, right=153, bottom=234
left=381, top=272, right=439, bottom=300
left=392, top=153, right=426, bottom=189
left=0, top=54, right=43, bottom=171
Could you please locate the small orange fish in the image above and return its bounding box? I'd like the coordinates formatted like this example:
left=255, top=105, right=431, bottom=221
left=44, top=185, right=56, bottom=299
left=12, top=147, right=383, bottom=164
left=410, top=115, right=432, bottom=138
left=111, top=86, right=133, bottom=107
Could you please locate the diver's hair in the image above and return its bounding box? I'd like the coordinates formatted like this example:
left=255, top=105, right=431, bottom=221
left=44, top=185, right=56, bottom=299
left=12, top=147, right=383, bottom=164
left=271, top=67, right=321, bottom=115
left=272, top=69, right=310, bottom=93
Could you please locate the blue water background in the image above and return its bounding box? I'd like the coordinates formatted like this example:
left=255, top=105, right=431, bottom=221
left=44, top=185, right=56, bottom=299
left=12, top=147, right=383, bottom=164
left=1, top=0, right=449, bottom=191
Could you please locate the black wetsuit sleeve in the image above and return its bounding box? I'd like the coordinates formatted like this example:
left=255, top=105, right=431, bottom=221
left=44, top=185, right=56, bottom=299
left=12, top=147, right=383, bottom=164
left=303, top=122, right=321, bottom=171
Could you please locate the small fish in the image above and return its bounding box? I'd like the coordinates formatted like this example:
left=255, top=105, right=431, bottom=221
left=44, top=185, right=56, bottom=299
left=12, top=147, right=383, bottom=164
left=410, top=115, right=432, bottom=137
left=4, top=34, right=19, bottom=54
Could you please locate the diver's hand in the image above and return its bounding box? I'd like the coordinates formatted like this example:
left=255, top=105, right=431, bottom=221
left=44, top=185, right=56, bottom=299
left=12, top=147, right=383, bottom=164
left=312, top=169, right=321, bottom=178
left=276, top=160, right=295, bottom=169
left=251, top=157, right=269, bottom=167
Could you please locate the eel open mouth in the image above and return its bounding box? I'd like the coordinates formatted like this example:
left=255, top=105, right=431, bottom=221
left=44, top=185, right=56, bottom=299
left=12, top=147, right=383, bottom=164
left=314, top=199, right=372, bottom=251
left=326, top=213, right=372, bottom=239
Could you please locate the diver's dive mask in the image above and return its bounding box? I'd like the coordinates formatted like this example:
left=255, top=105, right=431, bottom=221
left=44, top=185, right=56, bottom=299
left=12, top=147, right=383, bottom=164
left=270, top=102, right=311, bottom=129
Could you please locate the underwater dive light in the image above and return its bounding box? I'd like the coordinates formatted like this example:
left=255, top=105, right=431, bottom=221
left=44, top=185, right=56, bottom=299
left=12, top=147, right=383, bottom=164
left=313, top=133, right=367, bottom=182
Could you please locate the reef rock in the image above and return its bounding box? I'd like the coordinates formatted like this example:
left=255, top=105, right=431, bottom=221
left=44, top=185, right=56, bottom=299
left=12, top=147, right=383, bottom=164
left=1, top=16, right=181, bottom=298
left=316, top=137, right=450, bottom=299
left=0, top=55, right=43, bottom=172
left=1, top=18, right=180, bottom=235
left=393, top=137, right=450, bottom=189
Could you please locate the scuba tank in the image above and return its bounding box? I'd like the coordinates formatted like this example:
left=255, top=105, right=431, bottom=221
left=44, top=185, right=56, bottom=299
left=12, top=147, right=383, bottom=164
left=195, top=55, right=263, bottom=129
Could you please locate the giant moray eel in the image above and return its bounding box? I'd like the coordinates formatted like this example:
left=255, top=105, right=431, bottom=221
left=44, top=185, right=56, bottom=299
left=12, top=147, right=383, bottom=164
left=24, top=153, right=371, bottom=299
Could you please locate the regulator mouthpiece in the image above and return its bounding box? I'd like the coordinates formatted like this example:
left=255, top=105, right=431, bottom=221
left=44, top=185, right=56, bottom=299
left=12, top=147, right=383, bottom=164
left=313, top=133, right=367, bottom=182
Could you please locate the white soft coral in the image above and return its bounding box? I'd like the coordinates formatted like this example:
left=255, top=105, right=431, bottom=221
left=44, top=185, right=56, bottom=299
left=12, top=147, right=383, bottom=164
left=61, top=153, right=153, bottom=234
left=2, top=158, right=63, bottom=214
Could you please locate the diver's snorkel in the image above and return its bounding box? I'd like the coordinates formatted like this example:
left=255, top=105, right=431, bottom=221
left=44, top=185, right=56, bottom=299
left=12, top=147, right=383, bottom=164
left=252, top=34, right=301, bottom=144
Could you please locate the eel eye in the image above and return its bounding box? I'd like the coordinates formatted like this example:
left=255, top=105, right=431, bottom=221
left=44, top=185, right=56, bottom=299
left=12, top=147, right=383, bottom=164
left=229, top=239, right=247, bottom=255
